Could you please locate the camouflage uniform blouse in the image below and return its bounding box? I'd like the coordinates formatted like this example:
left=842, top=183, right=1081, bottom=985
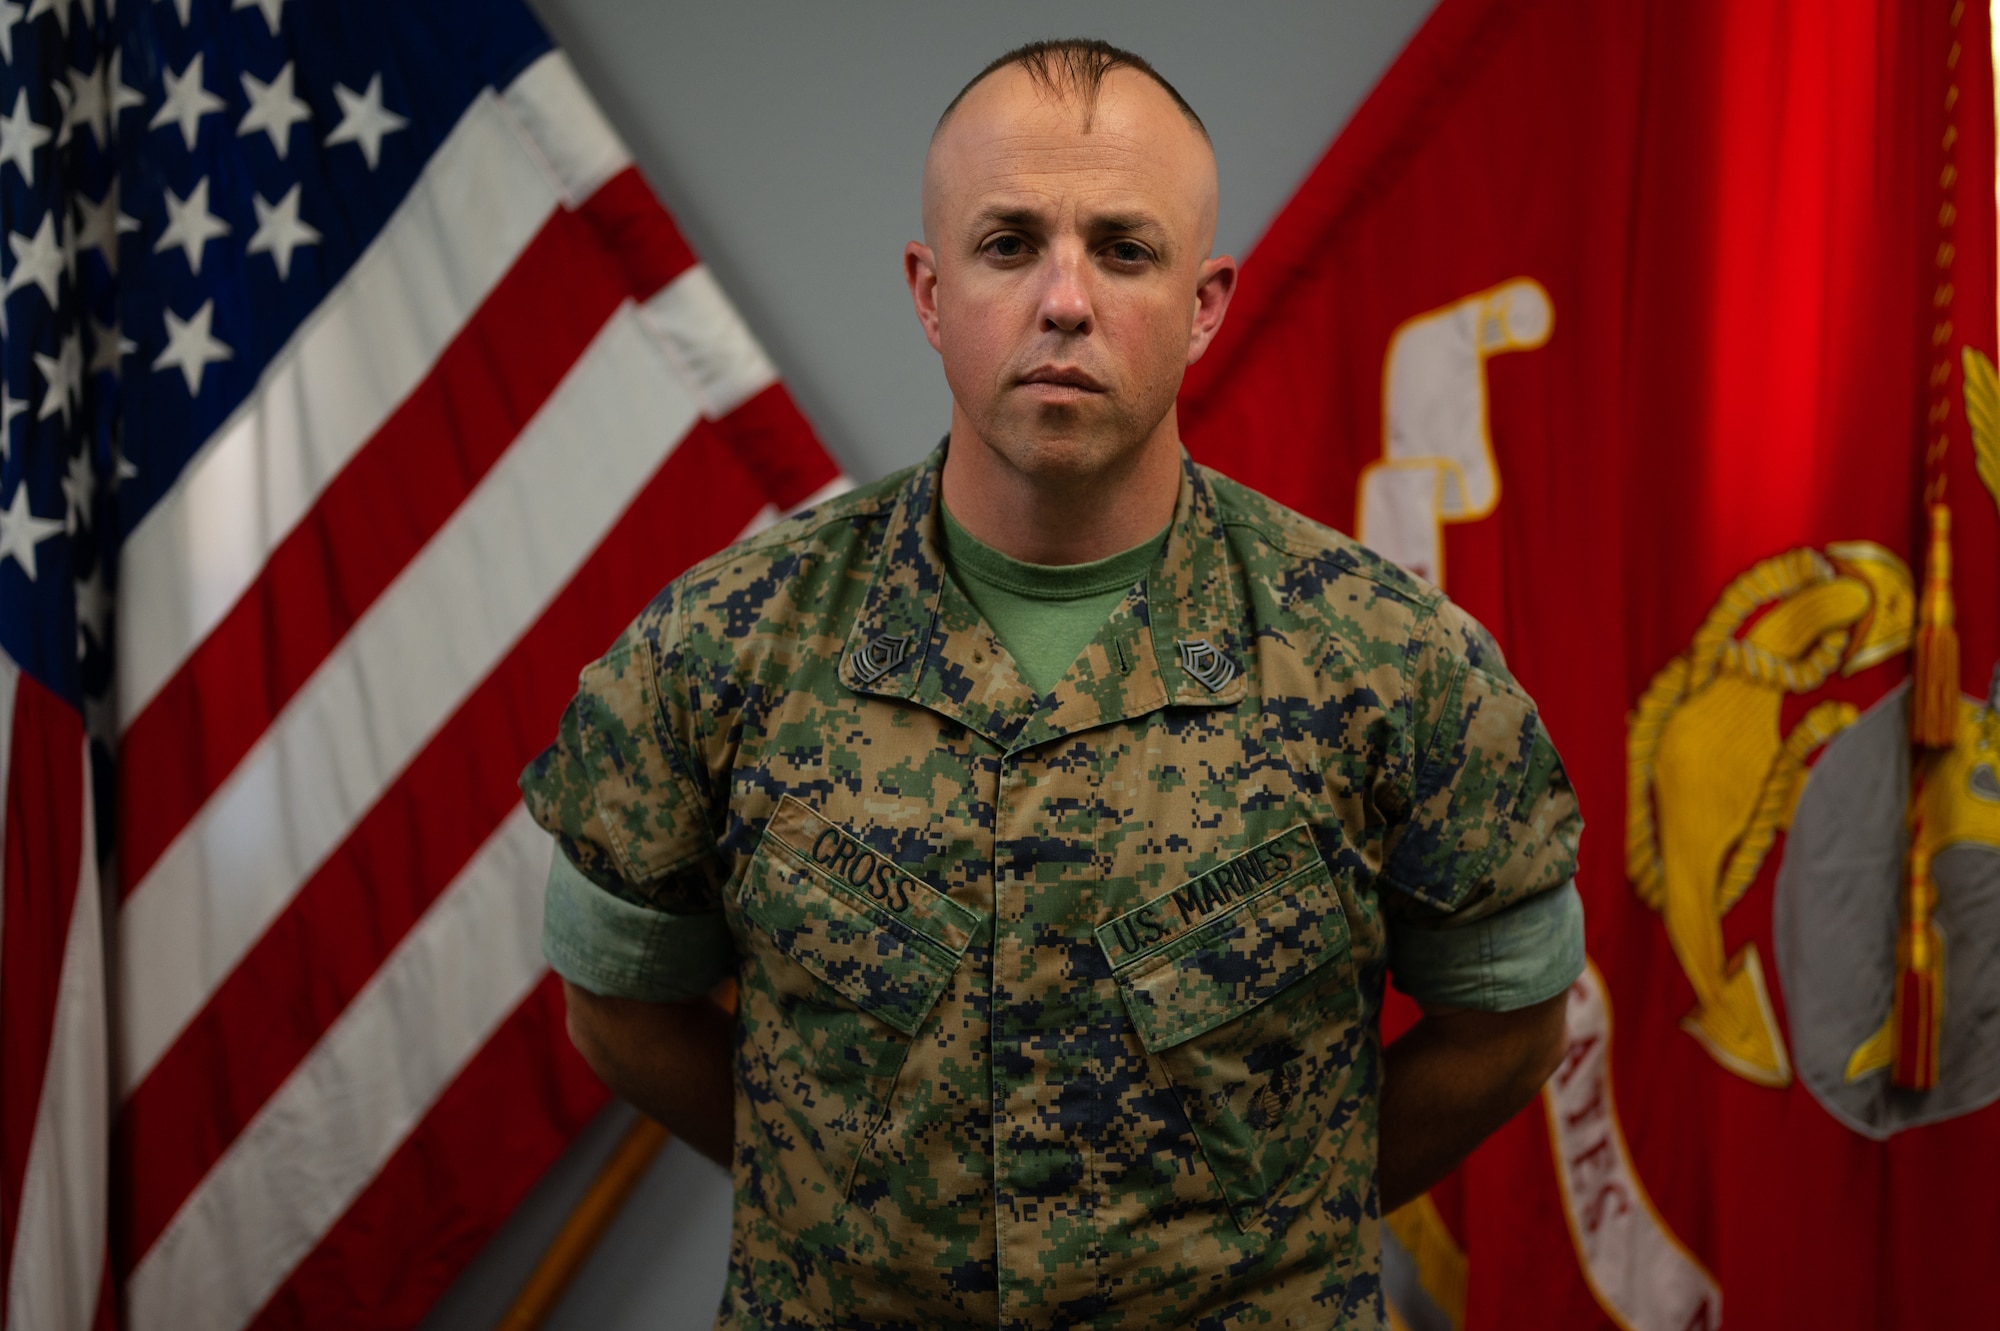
left=520, top=446, right=1582, bottom=1330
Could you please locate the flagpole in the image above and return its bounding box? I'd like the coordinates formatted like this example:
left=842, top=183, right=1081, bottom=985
left=494, top=1113, right=672, bottom=1331
left=499, top=982, right=736, bottom=1329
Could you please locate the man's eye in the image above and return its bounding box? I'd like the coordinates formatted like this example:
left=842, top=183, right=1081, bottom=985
left=1106, top=241, right=1150, bottom=264
left=987, top=235, right=1028, bottom=258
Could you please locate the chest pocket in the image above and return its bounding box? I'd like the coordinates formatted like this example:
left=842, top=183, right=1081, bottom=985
left=1097, top=825, right=1362, bottom=1237
left=735, top=795, right=979, bottom=1198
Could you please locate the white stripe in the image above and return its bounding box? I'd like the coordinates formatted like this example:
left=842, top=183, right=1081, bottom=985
left=125, top=806, right=551, bottom=1331
left=499, top=51, right=632, bottom=204
left=116, top=306, right=701, bottom=1095
left=6, top=754, right=107, bottom=1331
left=118, top=83, right=567, bottom=726
left=640, top=265, right=779, bottom=418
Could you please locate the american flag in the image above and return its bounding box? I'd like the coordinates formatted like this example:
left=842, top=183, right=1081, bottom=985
left=0, top=1, right=841, bottom=1327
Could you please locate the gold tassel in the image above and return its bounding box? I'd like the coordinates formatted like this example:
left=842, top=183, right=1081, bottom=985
left=1892, top=801, right=1944, bottom=1090
left=1910, top=502, right=1959, bottom=748
left=1896, top=501, right=1957, bottom=1088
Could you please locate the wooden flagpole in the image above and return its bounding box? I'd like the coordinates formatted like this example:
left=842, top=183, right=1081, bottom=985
left=498, top=982, right=735, bottom=1330
left=494, top=1114, right=672, bottom=1331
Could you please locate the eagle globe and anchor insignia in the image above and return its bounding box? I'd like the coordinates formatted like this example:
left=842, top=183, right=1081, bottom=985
left=1626, top=348, right=2000, bottom=1135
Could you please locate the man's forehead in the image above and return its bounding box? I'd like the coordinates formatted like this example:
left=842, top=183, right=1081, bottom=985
left=924, top=65, right=1215, bottom=227
left=953, top=135, right=1189, bottom=204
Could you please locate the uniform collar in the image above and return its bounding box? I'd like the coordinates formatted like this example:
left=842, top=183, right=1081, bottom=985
left=839, top=444, right=1247, bottom=750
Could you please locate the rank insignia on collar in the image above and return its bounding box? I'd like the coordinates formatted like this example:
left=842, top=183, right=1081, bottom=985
left=1176, top=638, right=1238, bottom=692
left=851, top=632, right=916, bottom=686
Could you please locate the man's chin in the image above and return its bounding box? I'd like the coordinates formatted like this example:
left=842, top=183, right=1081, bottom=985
left=984, top=430, right=1132, bottom=482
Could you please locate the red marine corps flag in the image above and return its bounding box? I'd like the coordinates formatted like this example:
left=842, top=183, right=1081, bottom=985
left=1183, top=0, right=2000, bottom=1327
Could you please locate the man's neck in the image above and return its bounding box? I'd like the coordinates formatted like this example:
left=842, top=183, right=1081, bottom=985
left=938, top=416, right=1183, bottom=565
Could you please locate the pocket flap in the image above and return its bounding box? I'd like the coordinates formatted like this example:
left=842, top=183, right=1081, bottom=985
left=1097, top=827, right=1350, bottom=1052
left=738, top=796, right=977, bottom=1036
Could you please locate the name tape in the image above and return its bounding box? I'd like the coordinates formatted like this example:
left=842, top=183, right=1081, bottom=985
left=1097, top=825, right=1321, bottom=968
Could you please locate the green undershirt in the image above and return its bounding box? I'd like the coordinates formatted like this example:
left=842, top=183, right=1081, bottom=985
left=939, top=502, right=1168, bottom=696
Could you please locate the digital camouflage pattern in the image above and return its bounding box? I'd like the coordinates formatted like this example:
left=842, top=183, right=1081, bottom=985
left=520, top=445, right=1582, bottom=1330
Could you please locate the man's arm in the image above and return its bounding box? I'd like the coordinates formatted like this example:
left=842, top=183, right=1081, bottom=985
left=1376, top=990, right=1568, bottom=1212
left=561, top=980, right=735, bottom=1168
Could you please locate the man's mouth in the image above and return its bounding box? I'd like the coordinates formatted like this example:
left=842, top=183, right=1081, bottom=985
left=1018, top=366, right=1106, bottom=392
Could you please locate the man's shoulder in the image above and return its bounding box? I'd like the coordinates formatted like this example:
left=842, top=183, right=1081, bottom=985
left=1199, top=464, right=1446, bottom=635
left=1204, top=468, right=1524, bottom=691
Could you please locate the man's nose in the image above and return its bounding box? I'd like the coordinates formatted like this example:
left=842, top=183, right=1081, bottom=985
left=1038, top=245, right=1093, bottom=333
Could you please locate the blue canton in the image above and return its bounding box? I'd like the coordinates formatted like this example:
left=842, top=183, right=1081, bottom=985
left=0, top=0, right=549, bottom=811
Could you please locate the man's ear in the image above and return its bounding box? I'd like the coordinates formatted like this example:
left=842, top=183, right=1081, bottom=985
left=905, top=241, right=943, bottom=353
left=1185, top=254, right=1238, bottom=365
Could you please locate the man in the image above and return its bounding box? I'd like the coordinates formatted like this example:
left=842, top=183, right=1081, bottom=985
left=524, top=39, right=1584, bottom=1330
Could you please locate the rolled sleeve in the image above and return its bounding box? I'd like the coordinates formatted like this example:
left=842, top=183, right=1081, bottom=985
left=522, top=597, right=736, bottom=1001
left=1389, top=878, right=1585, bottom=1011
left=1381, top=600, right=1583, bottom=921
left=542, top=847, right=736, bottom=1002
left=520, top=627, right=717, bottom=894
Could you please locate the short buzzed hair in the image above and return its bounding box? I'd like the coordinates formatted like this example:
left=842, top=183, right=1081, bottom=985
left=935, top=38, right=1210, bottom=143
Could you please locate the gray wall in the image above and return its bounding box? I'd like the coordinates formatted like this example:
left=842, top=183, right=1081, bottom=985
left=421, top=4, right=1434, bottom=1329
left=526, top=0, right=1437, bottom=485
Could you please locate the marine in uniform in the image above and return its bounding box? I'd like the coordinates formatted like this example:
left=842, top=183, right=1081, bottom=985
left=523, top=39, right=1584, bottom=1331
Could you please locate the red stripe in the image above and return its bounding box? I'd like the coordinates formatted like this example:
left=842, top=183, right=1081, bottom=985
left=0, top=674, right=87, bottom=1309
left=115, top=422, right=773, bottom=1274
left=708, top=382, right=842, bottom=511
left=242, top=975, right=609, bottom=1331
left=579, top=167, right=698, bottom=301
left=95, top=1250, right=117, bottom=1331
left=117, top=189, right=643, bottom=896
